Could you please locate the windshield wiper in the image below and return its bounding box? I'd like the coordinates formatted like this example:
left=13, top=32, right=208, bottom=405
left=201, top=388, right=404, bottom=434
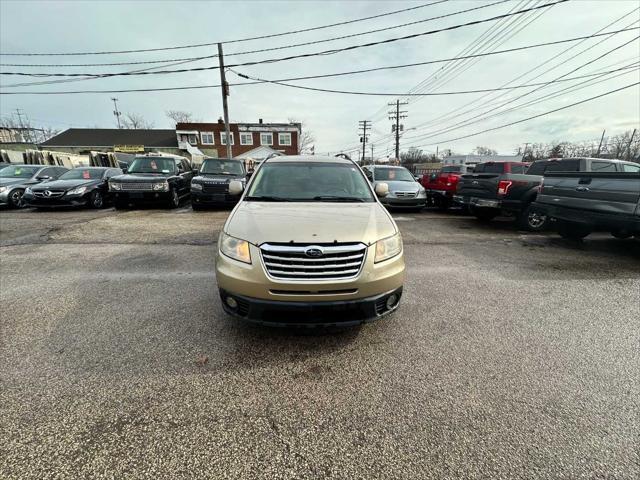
left=245, top=195, right=291, bottom=202
left=312, top=196, right=366, bottom=202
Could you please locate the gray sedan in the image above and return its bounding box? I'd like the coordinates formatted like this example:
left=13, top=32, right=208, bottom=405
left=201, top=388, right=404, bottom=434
left=363, top=165, right=427, bottom=210
left=0, top=164, right=69, bottom=208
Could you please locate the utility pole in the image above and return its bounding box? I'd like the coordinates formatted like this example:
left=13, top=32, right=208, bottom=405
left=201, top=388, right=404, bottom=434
left=358, top=120, right=371, bottom=164
left=111, top=98, right=122, bottom=129
left=218, top=43, right=233, bottom=159
left=370, top=144, right=374, bottom=164
left=13, top=108, right=31, bottom=143
left=625, top=128, right=636, bottom=161
left=388, top=100, right=408, bottom=161
left=595, top=129, right=606, bottom=157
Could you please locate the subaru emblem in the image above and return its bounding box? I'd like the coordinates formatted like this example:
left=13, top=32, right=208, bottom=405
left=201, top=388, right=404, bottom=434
left=305, top=247, right=324, bottom=258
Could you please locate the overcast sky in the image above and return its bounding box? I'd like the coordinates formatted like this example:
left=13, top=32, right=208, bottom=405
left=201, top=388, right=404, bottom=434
left=1, top=0, right=639, bottom=156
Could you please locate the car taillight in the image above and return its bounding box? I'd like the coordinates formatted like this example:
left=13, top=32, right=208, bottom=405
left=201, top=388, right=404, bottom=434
left=497, top=180, right=512, bottom=195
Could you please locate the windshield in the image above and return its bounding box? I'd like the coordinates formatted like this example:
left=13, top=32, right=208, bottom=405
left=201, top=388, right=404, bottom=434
left=59, top=169, right=104, bottom=180
left=201, top=159, right=244, bottom=176
left=246, top=162, right=375, bottom=202
left=374, top=167, right=415, bottom=182
left=0, top=165, right=40, bottom=178
left=128, top=157, right=176, bottom=174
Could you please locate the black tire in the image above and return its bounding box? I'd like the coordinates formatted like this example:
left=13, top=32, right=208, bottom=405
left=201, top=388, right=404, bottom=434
left=89, top=190, right=104, bottom=209
left=473, top=208, right=498, bottom=222
left=611, top=230, right=632, bottom=239
left=8, top=188, right=25, bottom=208
left=558, top=224, right=591, bottom=240
left=168, top=189, right=180, bottom=209
left=518, top=204, right=549, bottom=232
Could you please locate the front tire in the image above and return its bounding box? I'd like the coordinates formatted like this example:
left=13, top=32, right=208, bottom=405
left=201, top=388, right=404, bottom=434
left=8, top=188, right=25, bottom=208
left=89, top=190, right=104, bottom=209
left=518, top=204, right=549, bottom=232
left=168, top=189, right=180, bottom=208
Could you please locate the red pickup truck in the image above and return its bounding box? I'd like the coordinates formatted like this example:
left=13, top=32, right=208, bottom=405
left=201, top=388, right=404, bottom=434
left=421, top=165, right=474, bottom=210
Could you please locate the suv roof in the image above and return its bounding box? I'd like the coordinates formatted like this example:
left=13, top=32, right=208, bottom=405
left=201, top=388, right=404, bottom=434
left=265, top=155, right=354, bottom=165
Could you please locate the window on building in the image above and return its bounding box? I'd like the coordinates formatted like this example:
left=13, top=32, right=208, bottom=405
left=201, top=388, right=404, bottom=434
left=240, top=132, right=253, bottom=145
left=278, top=132, right=292, bottom=146
left=180, top=133, right=198, bottom=145
left=260, top=132, right=273, bottom=146
left=220, top=132, right=235, bottom=145
left=200, top=132, right=214, bottom=145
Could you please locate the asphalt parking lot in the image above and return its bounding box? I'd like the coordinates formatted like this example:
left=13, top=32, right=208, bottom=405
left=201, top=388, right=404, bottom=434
left=1, top=205, right=639, bottom=479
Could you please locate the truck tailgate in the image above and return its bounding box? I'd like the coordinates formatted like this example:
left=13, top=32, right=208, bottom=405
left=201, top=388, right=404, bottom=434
left=457, top=173, right=500, bottom=198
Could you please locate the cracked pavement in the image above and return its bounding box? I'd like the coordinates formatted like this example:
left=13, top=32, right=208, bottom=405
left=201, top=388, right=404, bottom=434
left=1, top=206, right=639, bottom=479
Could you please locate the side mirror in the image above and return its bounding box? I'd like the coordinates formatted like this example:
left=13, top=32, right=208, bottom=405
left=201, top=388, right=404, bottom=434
left=430, top=173, right=437, bottom=181
left=192, top=168, right=199, bottom=174
left=374, top=182, right=389, bottom=197
left=414, top=175, right=420, bottom=182
left=229, top=180, right=244, bottom=196
left=36, top=175, right=51, bottom=181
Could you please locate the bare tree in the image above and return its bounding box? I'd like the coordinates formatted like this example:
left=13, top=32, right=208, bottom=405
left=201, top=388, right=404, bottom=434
left=0, top=115, right=59, bottom=143
left=400, top=147, right=432, bottom=165
left=166, top=110, right=199, bottom=125
left=122, top=113, right=154, bottom=129
left=472, top=146, right=498, bottom=155
left=288, top=118, right=315, bottom=154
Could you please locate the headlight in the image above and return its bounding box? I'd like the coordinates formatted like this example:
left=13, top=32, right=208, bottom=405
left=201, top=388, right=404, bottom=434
left=109, top=182, right=121, bottom=191
left=219, top=232, right=251, bottom=264
left=152, top=182, right=169, bottom=191
left=191, top=183, right=203, bottom=191
left=374, top=232, right=402, bottom=263
left=66, top=186, right=87, bottom=195
left=417, top=188, right=427, bottom=197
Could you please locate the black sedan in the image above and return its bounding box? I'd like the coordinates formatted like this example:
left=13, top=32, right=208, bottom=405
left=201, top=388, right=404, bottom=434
left=23, top=167, right=123, bottom=209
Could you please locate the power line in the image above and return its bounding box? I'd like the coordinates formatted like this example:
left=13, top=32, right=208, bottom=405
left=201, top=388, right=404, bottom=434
left=228, top=64, right=637, bottom=96
left=0, top=1, right=448, bottom=56
left=407, top=81, right=639, bottom=148
left=0, top=1, right=571, bottom=78
left=3, top=29, right=635, bottom=95
left=0, top=0, right=509, bottom=68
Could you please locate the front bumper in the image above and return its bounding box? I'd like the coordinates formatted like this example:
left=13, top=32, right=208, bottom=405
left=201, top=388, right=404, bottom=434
left=192, top=191, right=240, bottom=206
left=380, top=196, right=426, bottom=208
left=216, top=242, right=405, bottom=325
left=23, top=193, right=89, bottom=208
left=0, top=190, right=9, bottom=206
left=533, top=202, right=640, bottom=233
left=220, top=287, right=403, bottom=327
left=112, top=191, right=172, bottom=204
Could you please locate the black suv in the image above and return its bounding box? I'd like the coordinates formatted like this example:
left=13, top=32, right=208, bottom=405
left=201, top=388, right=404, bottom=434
left=108, top=155, right=195, bottom=209
left=190, top=157, right=247, bottom=210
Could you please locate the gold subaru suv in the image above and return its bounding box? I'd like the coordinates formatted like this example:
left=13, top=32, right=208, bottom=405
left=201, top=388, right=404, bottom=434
left=215, top=155, right=405, bottom=327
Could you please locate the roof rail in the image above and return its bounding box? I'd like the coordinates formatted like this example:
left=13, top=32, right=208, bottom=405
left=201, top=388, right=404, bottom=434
left=335, top=153, right=352, bottom=161
left=264, top=152, right=283, bottom=161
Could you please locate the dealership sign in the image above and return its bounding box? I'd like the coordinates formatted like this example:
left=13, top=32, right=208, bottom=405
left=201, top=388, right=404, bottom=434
left=114, top=145, right=145, bottom=153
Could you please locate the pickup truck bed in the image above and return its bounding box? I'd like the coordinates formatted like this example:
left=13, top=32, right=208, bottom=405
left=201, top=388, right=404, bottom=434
left=533, top=172, right=640, bottom=239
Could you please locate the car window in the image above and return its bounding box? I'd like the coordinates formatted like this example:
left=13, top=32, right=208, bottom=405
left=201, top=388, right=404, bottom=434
left=59, top=169, right=104, bottom=180
left=0, top=165, right=40, bottom=178
left=40, top=167, right=59, bottom=178
left=201, top=159, right=245, bottom=175
left=621, top=163, right=640, bottom=173
left=591, top=161, right=616, bottom=172
left=441, top=166, right=461, bottom=173
left=544, top=159, right=580, bottom=172
left=473, top=163, right=504, bottom=174
left=128, top=157, right=176, bottom=174
left=373, top=167, right=415, bottom=182
left=246, top=161, right=375, bottom=202
left=509, top=164, right=526, bottom=174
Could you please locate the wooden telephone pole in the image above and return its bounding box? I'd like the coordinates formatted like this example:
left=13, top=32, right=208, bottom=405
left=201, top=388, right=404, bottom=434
left=217, top=43, right=232, bottom=159
left=388, top=100, right=408, bottom=161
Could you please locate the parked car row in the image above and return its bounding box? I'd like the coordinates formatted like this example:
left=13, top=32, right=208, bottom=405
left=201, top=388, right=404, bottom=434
left=0, top=154, right=249, bottom=210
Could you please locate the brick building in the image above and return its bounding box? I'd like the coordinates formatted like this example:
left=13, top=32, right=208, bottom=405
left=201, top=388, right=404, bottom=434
left=176, top=119, right=301, bottom=160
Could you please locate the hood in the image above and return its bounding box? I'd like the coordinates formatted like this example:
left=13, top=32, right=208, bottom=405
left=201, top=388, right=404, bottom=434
left=0, top=177, right=29, bottom=187
left=31, top=179, right=99, bottom=191
left=225, top=202, right=396, bottom=245
left=111, top=173, right=171, bottom=182
left=375, top=180, right=422, bottom=193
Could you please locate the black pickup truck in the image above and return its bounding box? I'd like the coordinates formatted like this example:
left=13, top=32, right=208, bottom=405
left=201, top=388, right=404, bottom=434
left=454, top=158, right=638, bottom=231
left=532, top=170, right=640, bottom=240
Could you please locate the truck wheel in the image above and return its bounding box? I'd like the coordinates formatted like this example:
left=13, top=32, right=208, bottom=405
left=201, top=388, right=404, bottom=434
left=473, top=208, right=498, bottom=222
left=611, top=230, right=632, bottom=239
left=168, top=189, right=180, bottom=208
left=558, top=224, right=591, bottom=240
left=518, top=204, right=548, bottom=232
left=8, top=188, right=25, bottom=208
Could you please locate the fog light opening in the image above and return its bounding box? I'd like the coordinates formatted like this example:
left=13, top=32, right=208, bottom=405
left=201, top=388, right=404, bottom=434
left=226, top=296, right=238, bottom=309
left=386, top=294, right=399, bottom=310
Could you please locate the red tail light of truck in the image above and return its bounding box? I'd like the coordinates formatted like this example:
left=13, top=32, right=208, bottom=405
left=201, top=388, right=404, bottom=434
left=497, top=180, right=513, bottom=195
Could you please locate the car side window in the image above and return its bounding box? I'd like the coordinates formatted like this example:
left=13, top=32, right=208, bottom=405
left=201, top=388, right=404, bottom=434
left=56, top=167, right=68, bottom=177
left=591, top=161, right=616, bottom=172
left=622, top=163, right=640, bottom=173
left=510, top=165, right=525, bottom=174
left=39, top=167, right=58, bottom=178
